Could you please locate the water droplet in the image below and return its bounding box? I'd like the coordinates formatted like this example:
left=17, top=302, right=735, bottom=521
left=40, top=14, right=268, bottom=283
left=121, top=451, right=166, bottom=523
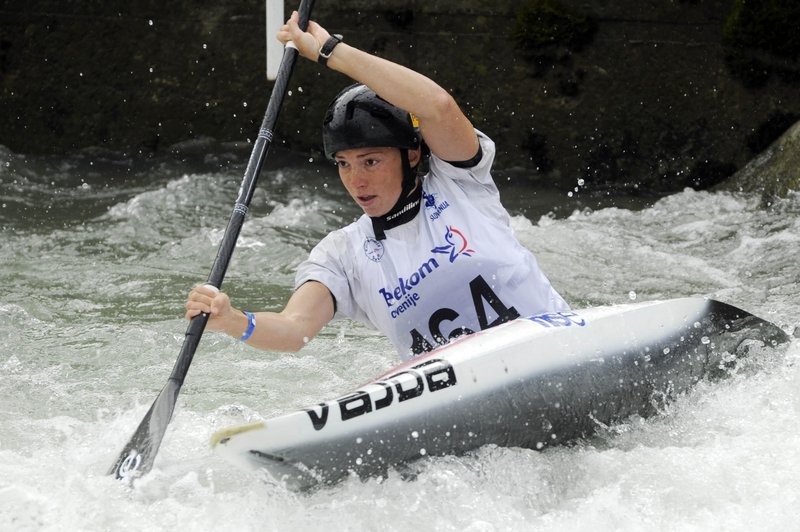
left=355, top=457, right=362, bottom=465
left=356, top=437, right=362, bottom=444
left=628, top=290, right=637, bottom=300
left=419, top=448, right=427, bottom=456
left=148, top=19, right=154, bottom=26
left=701, top=336, right=710, bottom=345
left=411, top=431, right=419, bottom=439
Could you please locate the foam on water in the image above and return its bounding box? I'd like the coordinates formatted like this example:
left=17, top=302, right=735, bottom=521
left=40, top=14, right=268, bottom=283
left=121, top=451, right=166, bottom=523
left=1, top=149, right=799, bottom=531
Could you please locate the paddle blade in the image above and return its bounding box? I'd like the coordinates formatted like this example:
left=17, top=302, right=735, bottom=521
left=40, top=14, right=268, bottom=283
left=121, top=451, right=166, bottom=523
left=108, top=379, right=181, bottom=481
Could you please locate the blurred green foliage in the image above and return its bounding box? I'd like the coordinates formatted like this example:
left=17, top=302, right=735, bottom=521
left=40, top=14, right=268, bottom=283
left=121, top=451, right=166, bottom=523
left=723, top=0, right=800, bottom=87
left=512, top=0, right=596, bottom=52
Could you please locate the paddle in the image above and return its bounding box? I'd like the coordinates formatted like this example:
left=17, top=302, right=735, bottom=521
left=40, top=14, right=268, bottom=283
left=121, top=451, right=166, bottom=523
left=108, top=0, right=315, bottom=482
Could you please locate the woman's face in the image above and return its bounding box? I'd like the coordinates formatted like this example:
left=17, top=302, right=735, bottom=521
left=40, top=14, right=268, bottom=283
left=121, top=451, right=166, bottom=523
left=335, top=147, right=418, bottom=217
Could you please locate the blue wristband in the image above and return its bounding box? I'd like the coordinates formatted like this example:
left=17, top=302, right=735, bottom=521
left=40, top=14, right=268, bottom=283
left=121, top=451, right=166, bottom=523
left=240, top=311, right=256, bottom=342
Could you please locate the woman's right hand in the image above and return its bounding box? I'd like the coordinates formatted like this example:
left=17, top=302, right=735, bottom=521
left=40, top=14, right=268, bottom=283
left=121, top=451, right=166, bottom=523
left=185, top=284, right=233, bottom=332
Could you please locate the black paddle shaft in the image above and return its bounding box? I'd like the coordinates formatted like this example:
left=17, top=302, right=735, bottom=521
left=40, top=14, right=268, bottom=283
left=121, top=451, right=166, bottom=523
left=177, top=0, right=314, bottom=382
left=109, top=0, right=315, bottom=481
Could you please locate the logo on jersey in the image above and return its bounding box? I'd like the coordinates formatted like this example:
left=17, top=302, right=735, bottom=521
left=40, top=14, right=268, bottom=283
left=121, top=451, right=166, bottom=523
left=422, top=191, right=437, bottom=208
left=364, top=237, right=385, bottom=262
left=379, top=258, right=440, bottom=317
left=377, top=226, right=473, bottom=320
left=432, top=226, right=475, bottom=263
left=423, top=190, right=450, bottom=221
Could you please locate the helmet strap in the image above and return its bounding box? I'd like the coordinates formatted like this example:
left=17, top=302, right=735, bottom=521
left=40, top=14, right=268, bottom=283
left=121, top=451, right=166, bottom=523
left=370, top=149, right=421, bottom=240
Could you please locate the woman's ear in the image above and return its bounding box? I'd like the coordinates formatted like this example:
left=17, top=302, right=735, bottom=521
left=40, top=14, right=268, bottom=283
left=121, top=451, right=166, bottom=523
left=408, top=147, right=422, bottom=167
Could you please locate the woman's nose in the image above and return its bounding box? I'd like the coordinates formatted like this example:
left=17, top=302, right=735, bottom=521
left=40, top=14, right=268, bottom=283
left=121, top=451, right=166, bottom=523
left=348, top=167, right=368, bottom=187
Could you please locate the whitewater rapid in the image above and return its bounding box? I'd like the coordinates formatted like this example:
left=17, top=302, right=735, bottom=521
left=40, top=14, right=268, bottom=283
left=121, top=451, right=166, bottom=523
left=1, top=148, right=798, bottom=531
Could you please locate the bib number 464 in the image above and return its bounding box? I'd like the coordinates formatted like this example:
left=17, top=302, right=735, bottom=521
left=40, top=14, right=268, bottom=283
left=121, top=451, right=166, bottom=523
left=409, top=275, right=519, bottom=355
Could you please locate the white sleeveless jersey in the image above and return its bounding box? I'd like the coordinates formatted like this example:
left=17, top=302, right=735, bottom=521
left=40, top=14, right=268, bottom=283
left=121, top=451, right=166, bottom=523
left=295, top=131, right=569, bottom=360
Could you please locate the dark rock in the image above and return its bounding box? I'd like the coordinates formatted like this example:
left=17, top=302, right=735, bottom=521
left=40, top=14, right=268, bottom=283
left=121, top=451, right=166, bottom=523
left=718, top=119, right=800, bottom=199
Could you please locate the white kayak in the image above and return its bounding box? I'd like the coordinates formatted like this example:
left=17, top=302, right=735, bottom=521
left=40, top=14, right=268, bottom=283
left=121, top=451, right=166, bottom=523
left=211, top=297, right=790, bottom=489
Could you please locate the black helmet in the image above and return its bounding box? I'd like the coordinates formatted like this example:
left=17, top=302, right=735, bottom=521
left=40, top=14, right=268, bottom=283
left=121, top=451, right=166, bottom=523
left=322, top=84, right=420, bottom=161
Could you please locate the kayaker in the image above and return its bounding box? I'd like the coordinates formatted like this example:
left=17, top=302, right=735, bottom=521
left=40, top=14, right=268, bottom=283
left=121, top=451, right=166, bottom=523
left=185, top=11, right=569, bottom=360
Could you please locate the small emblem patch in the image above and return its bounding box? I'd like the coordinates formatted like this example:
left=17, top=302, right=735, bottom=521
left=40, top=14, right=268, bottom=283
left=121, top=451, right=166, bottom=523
left=364, top=237, right=385, bottom=262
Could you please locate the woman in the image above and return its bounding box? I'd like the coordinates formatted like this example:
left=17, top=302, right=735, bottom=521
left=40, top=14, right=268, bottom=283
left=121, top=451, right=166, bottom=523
left=185, top=11, right=569, bottom=360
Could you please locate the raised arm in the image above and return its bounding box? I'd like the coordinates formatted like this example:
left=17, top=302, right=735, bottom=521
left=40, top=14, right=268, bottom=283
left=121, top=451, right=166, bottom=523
left=278, top=11, right=480, bottom=162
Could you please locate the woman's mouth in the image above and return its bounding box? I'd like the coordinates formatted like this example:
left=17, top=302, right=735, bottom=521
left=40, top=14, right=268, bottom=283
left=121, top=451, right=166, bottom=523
left=357, top=195, right=377, bottom=206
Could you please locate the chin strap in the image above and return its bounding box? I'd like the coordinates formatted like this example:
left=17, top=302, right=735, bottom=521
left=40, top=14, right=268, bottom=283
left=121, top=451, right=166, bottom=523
left=370, top=150, right=421, bottom=240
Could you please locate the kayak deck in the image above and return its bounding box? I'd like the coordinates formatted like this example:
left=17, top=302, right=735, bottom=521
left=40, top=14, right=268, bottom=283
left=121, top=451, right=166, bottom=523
left=211, top=298, right=791, bottom=490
